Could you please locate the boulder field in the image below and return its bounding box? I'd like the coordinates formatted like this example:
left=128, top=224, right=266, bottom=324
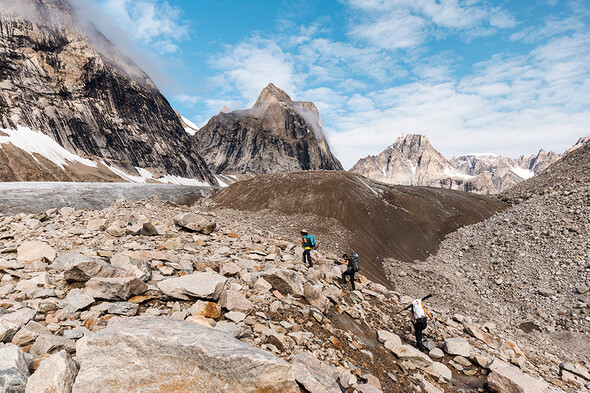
left=0, top=197, right=586, bottom=392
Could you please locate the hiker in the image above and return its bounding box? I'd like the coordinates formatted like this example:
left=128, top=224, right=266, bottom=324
left=410, top=297, right=433, bottom=352
left=339, top=252, right=360, bottom=290
left=300, top=230, right=315, bottom=267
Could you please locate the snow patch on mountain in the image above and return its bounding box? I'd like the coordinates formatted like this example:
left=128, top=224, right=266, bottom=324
left=510, top=166, right=535, bottom=180
left=0, top=126, right=97, bottom=168
left=103, top=164, right=210, bottom=186
left=181, top=116, right=199, bottom=136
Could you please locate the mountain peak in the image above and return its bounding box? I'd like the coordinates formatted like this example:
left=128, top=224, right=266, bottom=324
left=254, top=83, right=293, bottom=109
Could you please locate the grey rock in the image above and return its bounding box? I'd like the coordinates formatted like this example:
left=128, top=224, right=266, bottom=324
left=64, top=254, right=131, bottom=282
left=261, top=268, right=305, bottom=296
left=106, top=302, right=139, bottom=316
left=0, top=344, right=30, bottom=393
left=1, top=308, right=36, bottom=326
left=11, top=321, right=51, bottom=347
left=443, top=337, right=472, bottom=357
left=85, top=277, right=147, bottom=300
left=25, top=350, right=78, bottom=393
left=389, top=345, right=433, bottom=367
left=0, top=320, right=20, bottom=343
left=487, top=359, right=550, bottom=393
left=219, top=290, right=253, bottom=314
left=72, top=316, right=298, bottom=392
left=157, top=272, right=227, bottom=301
left=30, top=334, right=76, bottom=356
left=173, top=213, right=216, bottom=234
left=61, top=289, right=95, bottom=312
left=109, top=253, right=152, bottom=282
left=291, top=352, right=341, bottom=393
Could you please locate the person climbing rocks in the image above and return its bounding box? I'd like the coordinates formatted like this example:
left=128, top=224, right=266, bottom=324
left=338, top=252, right=360, bottom=290
left=410, top=296, right=433, bottom=352
left=300, top=230, right=315, bottom=267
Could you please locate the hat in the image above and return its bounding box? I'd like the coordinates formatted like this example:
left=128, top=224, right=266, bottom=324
left=300, top=229, right=308, bottom=234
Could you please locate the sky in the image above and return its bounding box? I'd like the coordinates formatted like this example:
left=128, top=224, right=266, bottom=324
left=84, top=0, right=590, bottom=169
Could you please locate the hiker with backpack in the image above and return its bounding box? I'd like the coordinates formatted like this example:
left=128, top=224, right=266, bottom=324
left=300, top=230, right=315, bottom=267
left=410, top=296, right=434, bottom=352
left=339, top=253, right=360, bottom=290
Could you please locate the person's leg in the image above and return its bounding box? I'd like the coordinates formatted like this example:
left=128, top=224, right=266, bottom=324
left=303, top=249, right=312, bottom=267
left=414, top=321, right=426, bottom=352
left=341, top=271, right=348, bottom=285
left=350, top=271, right=356, bottom=290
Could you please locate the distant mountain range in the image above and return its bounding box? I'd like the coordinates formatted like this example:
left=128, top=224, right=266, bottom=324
left=350, top=134, right=587, bottom=194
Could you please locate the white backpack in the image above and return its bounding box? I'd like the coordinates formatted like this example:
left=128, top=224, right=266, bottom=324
left=412, top=299, right=426, bottom=320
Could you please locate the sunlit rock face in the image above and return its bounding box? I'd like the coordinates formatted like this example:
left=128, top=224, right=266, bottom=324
left=0, top=0, right=215, bottom=184
left=193, top=83, right=343, bottom=175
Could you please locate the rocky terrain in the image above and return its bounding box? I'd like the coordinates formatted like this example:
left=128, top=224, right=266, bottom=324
left=193, top=83, right=343, bottom=175
left=352, top=134, right=564, bottom=194
left=0, top=0, right=215, bottom=184
left=0, top=196, right=586, bottom=392
left=385, top=144, right=590, bottom=383
left=210, top=171, right=506, bottom=288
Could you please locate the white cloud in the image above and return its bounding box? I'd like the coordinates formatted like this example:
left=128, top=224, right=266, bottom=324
left=210, top=37, right=298, bottom=104
left=347, top=0, right=517, bottom=51
left=100, top=0, right=189, bottom=53
left=329, top=29, right=590, bottom=168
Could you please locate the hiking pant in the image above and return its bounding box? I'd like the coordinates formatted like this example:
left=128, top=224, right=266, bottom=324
left=413, top=319, right=427, bottom=352
left=302, top=249, right=313, bottom=267
left=342, top=269, right=355, bottom=290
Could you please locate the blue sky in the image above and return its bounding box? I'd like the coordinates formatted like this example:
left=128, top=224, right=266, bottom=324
left=83, top=0, right=589, bottom=169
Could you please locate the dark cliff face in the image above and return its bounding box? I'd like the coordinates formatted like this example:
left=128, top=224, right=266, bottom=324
left=193, top=83, right=343, bottom=175
left=0, top=0, right=216, bottom=184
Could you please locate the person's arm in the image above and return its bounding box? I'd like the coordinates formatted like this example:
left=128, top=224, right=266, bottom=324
left=410, top=309, right=414, bottom=323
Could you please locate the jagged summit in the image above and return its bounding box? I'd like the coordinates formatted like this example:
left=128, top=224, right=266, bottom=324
left=351, top=134, right=496, bottom=193
left=253, top=82, right=293, bottom=110
left=193, top=84, right=342, bottom=175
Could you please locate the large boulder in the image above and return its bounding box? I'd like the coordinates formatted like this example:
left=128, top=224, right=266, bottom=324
left=487, top=359, right=551, bottom=393
left=157, top=272, right=227, bottom=301
left=261, top=269, right=305, bottom=296
left=173, top=213, right=216, bottom=234
left=219, top=290, right=253, bottom=314
left=85, top=277, right=147, bottom=300
left=303, top=282, right=330, bottom=312
left=17, top=241, right=56, bottom=264
left=29, top=334, right=76, bottom=356
left=25, top=350, right=78, bottom=393
left=61, top=289, right=95, bottom=312
left=443, top=337, right=472, bottom=357
left=0, top=344, right=30, bottom=392
left=11, top=321, right=51, bottom=347
left=389, top=345, right=433, bottom=367
left=72, top=316, right=299, bottom=393
left=64, top=254, right=131, bottom=282
left=290, top=352, right=341, bottom=393
left=109, top=253, right=152, bottom=282
left=0, top=320, right=21, bottom=343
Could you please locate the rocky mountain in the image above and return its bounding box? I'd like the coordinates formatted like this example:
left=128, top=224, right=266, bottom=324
left=0, top=0, right=215, bottom=184
left=0, top=195, right=584, bottom=392
left=352, top=134, right=564, bottom=194
left=386, top=143, right=590, bottom=370
left=350, top=134, right=497, bottom=193
left=193, top=83, right=343, bottom=175
left=210, top=171, right=506, bottom=287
